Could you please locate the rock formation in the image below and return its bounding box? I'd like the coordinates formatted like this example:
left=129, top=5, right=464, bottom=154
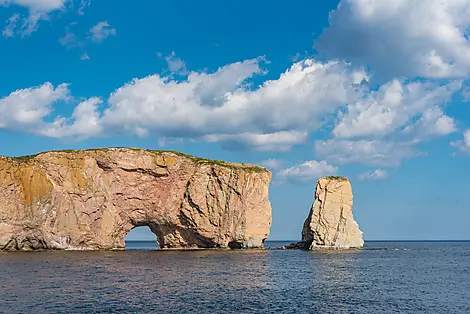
left=0, top=148, right=272, bottom=251
left=297, top=176, right=363, bottom=249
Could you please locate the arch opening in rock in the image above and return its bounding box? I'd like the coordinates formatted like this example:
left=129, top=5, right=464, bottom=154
left=124, top=226, right=160, bottom=250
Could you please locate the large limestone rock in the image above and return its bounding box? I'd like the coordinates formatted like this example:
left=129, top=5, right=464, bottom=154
left=0, top=148, right=272, bottom=251
left=299, top=177, right=363, bottom=249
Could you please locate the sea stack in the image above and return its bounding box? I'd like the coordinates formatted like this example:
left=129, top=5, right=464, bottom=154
left=299, top=176, right=363, bottom=249
left=0, top=148, right=272, bottom=251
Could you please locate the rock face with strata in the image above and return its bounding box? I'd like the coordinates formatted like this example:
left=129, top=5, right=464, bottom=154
left=0, top=148, right=272, bottom=251
left=299, top=177, right=363, bottom=249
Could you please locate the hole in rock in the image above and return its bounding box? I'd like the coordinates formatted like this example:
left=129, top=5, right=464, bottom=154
left=228, top=241, right=243, bottom=250
left=125, top=226, right=160, bottom=250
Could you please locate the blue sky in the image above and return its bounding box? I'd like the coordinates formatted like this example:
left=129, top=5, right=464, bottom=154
left=1, top=0, right=470, bottom=241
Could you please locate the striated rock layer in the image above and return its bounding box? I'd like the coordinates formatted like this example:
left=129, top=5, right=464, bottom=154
left=0, top=148, right=272, bottom=251
left=298, top=177, right=363, bottom=249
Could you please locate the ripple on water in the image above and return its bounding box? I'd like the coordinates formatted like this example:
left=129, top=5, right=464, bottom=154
left=0, top=241, right=469, bottom=313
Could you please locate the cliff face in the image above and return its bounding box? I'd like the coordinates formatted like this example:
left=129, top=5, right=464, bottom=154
left=300, top=177, right=363, bottom=249
left=0, top=148, right=272, bottom=251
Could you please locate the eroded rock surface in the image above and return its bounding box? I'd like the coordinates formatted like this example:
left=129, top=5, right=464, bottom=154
left=0, top=148, right=272, bottom=251
left=297, top=177, right=363, bottom=249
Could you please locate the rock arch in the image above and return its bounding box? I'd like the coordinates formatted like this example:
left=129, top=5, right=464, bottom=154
left=0, top=148, right=272, bottom=251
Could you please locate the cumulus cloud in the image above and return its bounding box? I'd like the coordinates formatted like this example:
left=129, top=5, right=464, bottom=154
left=315, top=139, right=417, bottom=167
left=260, top=159, right=285, bottom=171
left=333, top=80, right=460, bottom=139
left=39, top=97, right=103, bottom=138
left=278, top=160, right=338, bottom=183
left=162, top=51, right=188, bottom=75
left=202, top=131, right=307, bottom=151
left=450, top=130, right=470, bottom=154
left=359, top=169, right=388, bottom=181
left=0, top=52, right=461, bottom=156
left=0, top=82, right=70, bottom=133
left=1, top=0, right=69, bottom=37
left=89, top=21, right=116, bottom=43
left=316, top=0, right=470, bottom=80
left=99, top=59, right=365, bottom=143
left=402, top=107, right=457, bottom=139
left=0, top=58, right=367, bottom=151
left=0, top=83, right=105, bottom=140
left=2, top=0, right=69, bottom=12
left=59, top=29, right=80, bottom=49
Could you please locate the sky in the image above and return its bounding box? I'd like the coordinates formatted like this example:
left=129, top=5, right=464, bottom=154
left=1, top=0, right=470, bottom=241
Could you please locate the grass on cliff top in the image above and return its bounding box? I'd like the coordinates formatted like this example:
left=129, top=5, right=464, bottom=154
left=6, top=154, right=39, bottom=162
left=324, top=176, right=348, bottom=181
left=4, top=148, right=269, bottom=173
left=149, top=149, right=268, bottom=173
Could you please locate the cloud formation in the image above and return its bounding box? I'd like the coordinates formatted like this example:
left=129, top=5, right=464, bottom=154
left=316, top=0, right=470, bottom=80
left=359, top=169, right=388, bottom=181
left=0, top=51, right=463, bottom=160
left=96, top=58, right=365, bottom=150
left=1, top=0, right=69, bottom=37
left=315, top=139, right=417, bottom=167
left=260, top=159, right=285, bottom=171
left=89, top=21, right=116, bottom=43
left=0, top=82, right=70, bottom=133
left=278, top=160, right=338, bottom=183
left=451, top=130, right=470, bottom=154
left=333, top=80, right=459, bottom=140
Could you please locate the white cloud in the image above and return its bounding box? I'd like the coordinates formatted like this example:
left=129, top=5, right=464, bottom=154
left=260, top=159, right=285, bottom=171
left=0, top=58, right=367, bottom=151
left=77, top=0, right=90, bottom=15
left=0, top=54, right=460, bottom=157
left=163, top=51, right=188, bottom=75
left=1, top=0, right=69, bottom=37
left=2, top=14, right=20, bottom=38
left=315, top=139, right=417, bottom=167
left=359, top=169, right=388, bottom=181
left=278, top=160, right=338, bottom=183
left=333, top=80, right=460, bottom=139
left=462, top=88, right=470, bottom=102
left=0, top=82, right=70, bottom=132
left=89, top=21, right=116, bottom=43
left=451, top=129, right=470, bottom=154
left=403, top=107, right=457, bottom=139
left=3, top=0, right=69, bottom=12
left=99, top=58, right=366, bottom=145
left=316, top=0, right=470, bottom=80
left=59, top=29, right=80, bottom=49
left=328, top=78, right=460, bottom=167
left=202, top=131, right=307, bottom=151
left=39, top=97, right=103, bottom=138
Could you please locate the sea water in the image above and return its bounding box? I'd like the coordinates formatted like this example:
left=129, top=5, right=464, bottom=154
left=0, top=241, right=469, bottom=313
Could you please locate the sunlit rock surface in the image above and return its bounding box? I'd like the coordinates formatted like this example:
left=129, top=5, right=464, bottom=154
left=0, top=148, right=272, bottom=251
left=297, top=177, right=364, bottom=249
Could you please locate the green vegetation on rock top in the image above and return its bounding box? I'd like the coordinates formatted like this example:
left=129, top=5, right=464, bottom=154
left=4, top=147, right=269, bottom=173
left=324, top=176, right=348, bottom=181
left=149, top=149, right=268, bottom=173
left=6, top=154, right=39, bottom=163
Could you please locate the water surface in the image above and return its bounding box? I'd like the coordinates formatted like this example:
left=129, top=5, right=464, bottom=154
left=0, top=241, right=469, bottom=313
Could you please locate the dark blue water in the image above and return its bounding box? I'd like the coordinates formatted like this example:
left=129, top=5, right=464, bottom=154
left=1, top=241, right=469, bottom=313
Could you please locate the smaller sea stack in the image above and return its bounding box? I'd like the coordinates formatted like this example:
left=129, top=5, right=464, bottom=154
left=297, top=176, right=364, bottom=249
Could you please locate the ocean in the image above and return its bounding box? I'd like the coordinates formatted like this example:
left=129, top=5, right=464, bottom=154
left=0, top=241, right=469, bottom=313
